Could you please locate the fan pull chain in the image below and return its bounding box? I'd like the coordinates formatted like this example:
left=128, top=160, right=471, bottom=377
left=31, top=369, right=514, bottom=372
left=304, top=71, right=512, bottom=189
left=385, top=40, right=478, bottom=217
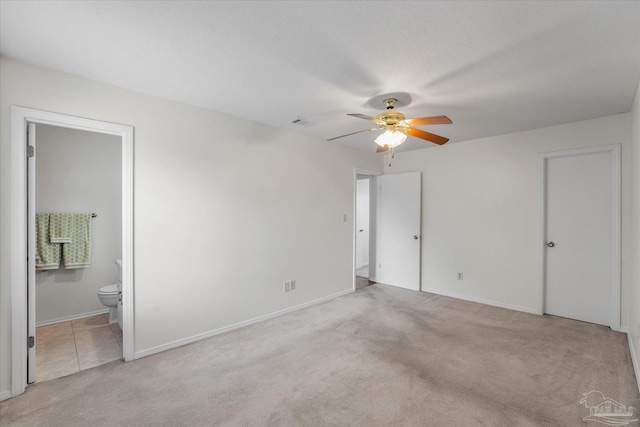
left=388, top=146, right=395, bottom=167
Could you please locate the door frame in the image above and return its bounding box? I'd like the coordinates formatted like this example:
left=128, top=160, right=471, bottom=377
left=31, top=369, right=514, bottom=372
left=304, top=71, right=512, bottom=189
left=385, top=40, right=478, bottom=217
left=10, top=106, right=134, bottom=397
left=536, top=144, right=621, bottom=330
left=353, top=168, right=381, bottom=289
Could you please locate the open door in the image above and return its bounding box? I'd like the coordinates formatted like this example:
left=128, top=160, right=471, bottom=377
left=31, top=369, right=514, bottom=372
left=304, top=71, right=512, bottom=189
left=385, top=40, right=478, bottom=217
left=376, top=172, right=421, bottom=291
left=27, top=123, right=36, bottom=383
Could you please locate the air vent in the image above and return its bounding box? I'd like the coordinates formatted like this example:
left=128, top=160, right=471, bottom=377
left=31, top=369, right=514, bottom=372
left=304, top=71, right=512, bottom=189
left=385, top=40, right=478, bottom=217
left=291, top=118, right=313, bottom=126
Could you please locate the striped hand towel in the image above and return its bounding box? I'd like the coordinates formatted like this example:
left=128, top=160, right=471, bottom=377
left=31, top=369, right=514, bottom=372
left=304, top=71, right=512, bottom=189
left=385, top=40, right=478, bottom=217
left=61, top=213, right=92, bottom=269
left=36, top=213, right=60, bottom=270
left=49, top=213, right=73, bottom=243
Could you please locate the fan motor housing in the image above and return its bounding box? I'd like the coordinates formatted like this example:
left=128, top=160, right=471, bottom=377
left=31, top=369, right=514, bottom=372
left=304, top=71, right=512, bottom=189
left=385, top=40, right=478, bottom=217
left=376, top=111, right=406, bottom=127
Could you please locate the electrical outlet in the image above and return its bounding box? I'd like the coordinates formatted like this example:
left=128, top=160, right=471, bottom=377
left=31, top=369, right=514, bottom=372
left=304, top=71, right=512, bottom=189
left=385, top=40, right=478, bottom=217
left=284, top=281, right=291, bottom=292
left=457, top=272, right=463, bottom=280
left=291, top=280, right=296, bottom=290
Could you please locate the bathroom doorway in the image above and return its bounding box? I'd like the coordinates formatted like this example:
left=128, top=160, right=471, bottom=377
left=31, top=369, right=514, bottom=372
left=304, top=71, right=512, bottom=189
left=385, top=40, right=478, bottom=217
left=33, top=124, right=123, bottom=382
left=10, top=107, right=134, bottom=396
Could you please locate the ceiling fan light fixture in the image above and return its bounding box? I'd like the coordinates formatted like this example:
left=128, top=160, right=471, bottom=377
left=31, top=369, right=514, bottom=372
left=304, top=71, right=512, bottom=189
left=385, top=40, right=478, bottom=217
left=375, top=129, right=407, bottom=148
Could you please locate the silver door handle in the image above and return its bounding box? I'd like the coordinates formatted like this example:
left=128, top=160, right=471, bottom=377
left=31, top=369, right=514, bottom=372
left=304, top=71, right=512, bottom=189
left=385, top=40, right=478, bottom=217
left=413, top=235, right=420, bottom=240
left=546, top=241, right=555, bottom=248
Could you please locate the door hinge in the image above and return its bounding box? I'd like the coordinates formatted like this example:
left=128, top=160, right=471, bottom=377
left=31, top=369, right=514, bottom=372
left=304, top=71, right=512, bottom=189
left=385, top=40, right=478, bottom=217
left=27, top=336, right=35, bottom=349
left=27, top=145, right=35, bottom=158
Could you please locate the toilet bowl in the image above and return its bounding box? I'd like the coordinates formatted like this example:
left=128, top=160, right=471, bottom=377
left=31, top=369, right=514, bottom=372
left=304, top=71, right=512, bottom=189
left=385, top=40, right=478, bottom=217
left=98, top=284, right=119, bottom=324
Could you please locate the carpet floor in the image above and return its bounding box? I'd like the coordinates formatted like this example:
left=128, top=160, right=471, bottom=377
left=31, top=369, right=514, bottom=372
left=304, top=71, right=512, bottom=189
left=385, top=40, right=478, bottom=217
left=1, top=284, right=638, bottom=426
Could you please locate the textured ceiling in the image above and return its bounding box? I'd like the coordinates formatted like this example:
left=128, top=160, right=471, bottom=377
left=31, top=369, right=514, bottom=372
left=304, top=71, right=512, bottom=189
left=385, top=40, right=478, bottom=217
left=1, top=1, right=639, bottom=153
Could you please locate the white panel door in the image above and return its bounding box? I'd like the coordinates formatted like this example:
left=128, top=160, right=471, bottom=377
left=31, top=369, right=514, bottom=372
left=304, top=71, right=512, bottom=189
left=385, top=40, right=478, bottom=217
left=376, top=172, right=421, bottom=291
left=355, top=179, right=370, bottom=269
left=27, top=123, right=36, bottom=383
left=545, top=150, right=614, bottom=326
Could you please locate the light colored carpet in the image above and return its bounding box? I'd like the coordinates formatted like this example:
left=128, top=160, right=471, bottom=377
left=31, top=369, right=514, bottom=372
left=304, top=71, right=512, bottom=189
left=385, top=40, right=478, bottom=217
left=1, top=284, right=638, bottom=426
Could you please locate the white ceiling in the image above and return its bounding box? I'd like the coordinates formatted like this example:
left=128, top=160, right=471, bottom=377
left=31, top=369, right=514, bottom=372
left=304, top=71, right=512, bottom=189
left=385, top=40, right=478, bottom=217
left=1, top=1, right=639, bottom=153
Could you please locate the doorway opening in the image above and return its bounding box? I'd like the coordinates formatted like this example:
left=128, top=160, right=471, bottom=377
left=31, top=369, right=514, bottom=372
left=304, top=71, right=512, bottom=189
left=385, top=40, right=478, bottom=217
left=354, top=169, right=380, bottom=290
left=33, top=124, right=123, bottom=382
left=10, top=106, right=134, bottom=397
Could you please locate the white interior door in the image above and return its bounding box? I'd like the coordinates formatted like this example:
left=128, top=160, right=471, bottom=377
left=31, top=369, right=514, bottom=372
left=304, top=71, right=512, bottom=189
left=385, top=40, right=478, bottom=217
left=355, top=179, right=370, bottom=270
left=27, top=123, right=36, bottom=383
left=376, top=172, right=421, bottom=291
left=544, top=147, right=618, bottom=327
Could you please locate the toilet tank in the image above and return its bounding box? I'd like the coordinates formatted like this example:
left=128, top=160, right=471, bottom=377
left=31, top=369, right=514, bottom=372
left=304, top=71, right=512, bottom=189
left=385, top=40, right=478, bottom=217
left=115, top=259, right=123, bottom=283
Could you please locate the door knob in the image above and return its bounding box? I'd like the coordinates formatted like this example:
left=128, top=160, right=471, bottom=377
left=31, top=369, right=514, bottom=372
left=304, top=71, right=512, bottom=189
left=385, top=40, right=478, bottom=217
left=413, top=235, right=419, bottom=240
left=546, top=241, right=555, bottom=248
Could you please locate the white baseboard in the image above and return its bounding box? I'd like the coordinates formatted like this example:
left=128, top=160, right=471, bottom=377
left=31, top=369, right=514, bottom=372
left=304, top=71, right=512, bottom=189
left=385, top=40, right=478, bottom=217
left=36, top=309, right=110, bottom=327
left=420, top=288, right=538, bottom=315
left=0, top=390, right=12, bottom=401
left=134, top=288, right=354, bottom=360
left=625, top=329, right=640, bottom=394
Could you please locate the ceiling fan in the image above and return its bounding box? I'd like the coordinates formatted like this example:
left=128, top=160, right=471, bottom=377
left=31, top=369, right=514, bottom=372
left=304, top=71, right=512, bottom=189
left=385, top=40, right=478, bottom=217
left=327, top=98, right=452, bottom=165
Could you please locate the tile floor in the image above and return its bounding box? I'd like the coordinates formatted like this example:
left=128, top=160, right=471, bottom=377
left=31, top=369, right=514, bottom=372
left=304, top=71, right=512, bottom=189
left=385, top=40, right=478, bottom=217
left=355, top=265, right=375, bottom=290
left=356, top=276, right=375, bottom=290
left=355, top=265, right=369, bottom=278
left=35, top=314, right=122, bottom=382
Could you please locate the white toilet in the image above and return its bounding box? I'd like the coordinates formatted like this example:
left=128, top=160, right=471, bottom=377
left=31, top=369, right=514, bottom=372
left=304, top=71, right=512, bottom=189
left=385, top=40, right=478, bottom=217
left=97, top=260, right=122, bottom=324
left=98, top=284, right=118, bottom=323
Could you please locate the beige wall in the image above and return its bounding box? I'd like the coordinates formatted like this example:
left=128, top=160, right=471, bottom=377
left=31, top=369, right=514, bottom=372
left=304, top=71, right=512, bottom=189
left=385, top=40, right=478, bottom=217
left=35, top=124, right=122, bottom=324
left=385, top=113, right=632, bottom=326
left=0, top=57, right=383, bottom=396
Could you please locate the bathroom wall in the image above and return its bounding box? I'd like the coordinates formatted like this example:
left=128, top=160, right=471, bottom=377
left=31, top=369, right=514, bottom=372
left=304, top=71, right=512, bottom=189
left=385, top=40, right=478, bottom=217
left=35, top=124, right=122, bottom=324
